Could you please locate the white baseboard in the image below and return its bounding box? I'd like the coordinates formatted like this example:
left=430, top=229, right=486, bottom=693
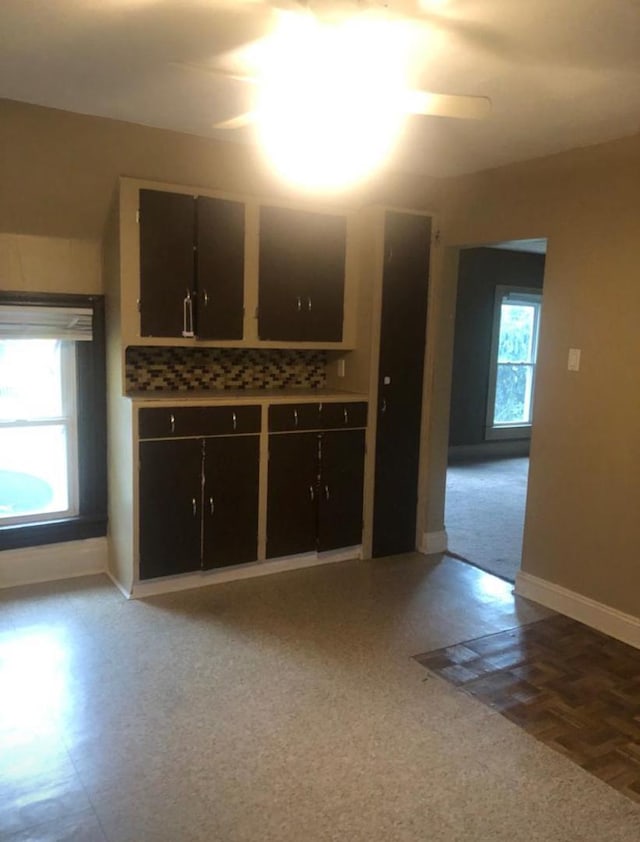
left=0, top=537, right=107, bottom=590
left=515, top=570, right=640, bottom=650
left=130, top=546, right=362, bottom=599
left=419, top=529, right=448, bottom=556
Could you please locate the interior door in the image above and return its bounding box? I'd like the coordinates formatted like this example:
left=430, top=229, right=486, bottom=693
left=202, top=435, right=259, bottom=569
left=138, top=438, right=202, bottom=579
left=266, top=432, right=319, bottom=558
left=317, top=430, right=365, bottom=552
left=196, top=196, right=245, bottom=340
left=372, top=212, right=431, bottom=557
left=139, top=189, right=195, bottom=337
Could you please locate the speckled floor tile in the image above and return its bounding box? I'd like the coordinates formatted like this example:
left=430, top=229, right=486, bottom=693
left=1, top=555, right=638, bottom=841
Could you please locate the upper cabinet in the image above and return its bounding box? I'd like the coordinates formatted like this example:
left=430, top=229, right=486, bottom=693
left=258, top=205, right=346, bottom=342
left=116, top=178, right=357, bottom=351
left=139, top=189, right=245, bottom=340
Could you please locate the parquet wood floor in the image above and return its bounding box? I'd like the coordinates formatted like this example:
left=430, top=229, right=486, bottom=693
left=414, top=614, right=640, bottom=802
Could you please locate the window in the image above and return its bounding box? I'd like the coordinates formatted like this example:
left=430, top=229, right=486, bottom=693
left=0, top=340, right=78, bottom=524
left=486, top=286, right=542, bottom=439
left=0, top=294, right=106, bottom=550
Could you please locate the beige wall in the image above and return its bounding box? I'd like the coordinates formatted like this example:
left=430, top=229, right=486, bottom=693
left=0, top=98, right=442, bottom=246
left=0, top=233, right=101, bottom=294
left=438, top=133, right=640, bottom=618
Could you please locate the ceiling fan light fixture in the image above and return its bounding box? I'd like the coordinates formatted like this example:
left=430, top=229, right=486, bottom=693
left=254, top=13, right=410, bottom=191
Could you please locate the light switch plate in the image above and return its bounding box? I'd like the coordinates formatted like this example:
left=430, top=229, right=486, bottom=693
left=568, top=348, right=581, bottom=372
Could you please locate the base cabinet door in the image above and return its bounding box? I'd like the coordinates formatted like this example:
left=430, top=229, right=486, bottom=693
left=139, top=439, right=202, bottom=579
left=317, top=430, right=365, bottom=552
left=203, top=436, right=259, bottom=569
left=267, top=433, right=319, bottom=558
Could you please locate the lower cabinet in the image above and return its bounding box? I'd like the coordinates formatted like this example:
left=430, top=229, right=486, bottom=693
left=266, top=429, right=365, bottom=559
left=139, top=435, right=259, bottom=580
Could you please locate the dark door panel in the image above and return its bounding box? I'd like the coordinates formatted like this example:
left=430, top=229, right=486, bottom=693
left=320, top=402, right=368, bottom=430
left=196, top=196, right=245, bottom=340
left=139, top=189, right=195, bottom=338
left=372, top=212, right=431, bottom=557
left=268, top=403, right=322, bottom=432
left=203, top=436, right=259, bottom=569
left=258, top=205, right=346, bottom=341
left=139, top=405, right=261, bottom=439
left=318, top=430, right=365, bottom=552
left=139, top=439, right=202, bottom=579
left=267, top=433, right=319, bottom=558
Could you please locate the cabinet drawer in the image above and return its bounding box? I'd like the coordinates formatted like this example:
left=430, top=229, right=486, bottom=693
left=139, top=405, right=261, bottom=439
left=320, top=402, right=367, bottom=429
left=268, top=403, right=321, bottom=432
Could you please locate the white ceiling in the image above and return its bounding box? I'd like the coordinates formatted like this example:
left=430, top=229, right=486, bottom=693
left=1, top=0, right=639, bottom=178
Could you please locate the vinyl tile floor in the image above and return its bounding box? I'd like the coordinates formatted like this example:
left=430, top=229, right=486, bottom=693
left=1, top=554, right=640, bottom=841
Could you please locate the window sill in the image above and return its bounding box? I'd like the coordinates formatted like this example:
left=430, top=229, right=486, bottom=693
left=485, top=425, right=532, bottom=441
left=0, top=515, right=107, bottom=551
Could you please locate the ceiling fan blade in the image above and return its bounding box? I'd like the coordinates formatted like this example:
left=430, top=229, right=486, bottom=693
left=170, top=61, right=257, bottom=85
left=404, top=90, right=491, bottom=120
left=213, top=112, right=257, bottom=130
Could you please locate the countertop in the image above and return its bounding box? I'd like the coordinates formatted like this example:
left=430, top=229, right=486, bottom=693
left=128, top=388, right=369, bottom=405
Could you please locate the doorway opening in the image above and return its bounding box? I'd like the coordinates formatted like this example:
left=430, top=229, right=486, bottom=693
left=445, top=238, right=547, bottom=582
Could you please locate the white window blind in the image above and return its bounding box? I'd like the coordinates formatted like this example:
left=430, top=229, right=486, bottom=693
left=0, top=305, right=93, bottom=341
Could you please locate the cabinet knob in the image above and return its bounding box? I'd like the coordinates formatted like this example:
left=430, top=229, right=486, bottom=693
left=232, top=411, right=237, bottom=431
left=343, top=407, right=349, bottom=425
left=324, top=484, right=330, bottom=501
left=381, top=398, right=387, bottom=414
left=296, top=296, right=302, bottom=312
left=170, top=413, right=176, bottom=433
left=192, top=497, right=197, bottom=517
left=209, top=496, right=215, bottom=516
left=203, top=289, right=209, bottom=307
left=309, top=484, right=315, bottom=502
left=293, top=409, right=298, bottom=428
left=307, top=296, right=312, bottom=312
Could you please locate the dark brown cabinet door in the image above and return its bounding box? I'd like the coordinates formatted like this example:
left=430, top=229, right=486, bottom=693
left=317, top=430, right=365, bottom=552
left=258, top=206, right=346, bottom=342
left=196, top=196, right=245, bottom=340
left=139, top=189, right=195, bottom=338
left=267, top=433, right=319, bottom=558
left=373, top=212, right=431, bottom=557
left=202, top=435, right=259, bottom=569
left=139, top=439, right=202, bottom=579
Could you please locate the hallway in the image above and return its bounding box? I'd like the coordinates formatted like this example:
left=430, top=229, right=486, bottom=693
left=445, top=456, right=529, bottom=582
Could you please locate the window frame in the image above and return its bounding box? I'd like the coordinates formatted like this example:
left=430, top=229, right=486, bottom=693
left=485, top=285, right=542, bottom=441
left=0, top=292, right=107, bottom=550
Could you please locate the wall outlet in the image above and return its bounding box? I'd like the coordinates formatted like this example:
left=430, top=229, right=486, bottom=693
left=337, top=358, right=346, bottom=378
left=567, top=348, right=581, bottom=372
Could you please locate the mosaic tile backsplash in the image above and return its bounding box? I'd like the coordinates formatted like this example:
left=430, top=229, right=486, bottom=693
left=126, top=346, right=327, bottom=392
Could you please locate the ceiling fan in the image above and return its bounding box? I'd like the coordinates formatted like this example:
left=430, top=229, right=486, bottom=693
left=174, top=0, right=492, bottom=131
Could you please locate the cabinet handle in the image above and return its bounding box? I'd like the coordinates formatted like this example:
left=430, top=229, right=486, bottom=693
left=296, top=296, right=302, bottom=312
left=309, top=484, right=315, bottom=502
left=192, top=497, right=197, bottom=517
left=203, top=289, right=209, bottom=307
left=343, top=407, right=349, bottom=425
left=293, top=409, right=298, bottom=428
left=182, top=290, right=195, bottom=338
left=381, top=398, right=387, bottom=414
left=170, top=413, right=176, bottom=433
left=232, top=411, right=237, bottom=431
left=209, top=496, right=215, bottom=516
left=324, top=484, right=330, bottom=501
left=307, top=296, right=312, bottom=312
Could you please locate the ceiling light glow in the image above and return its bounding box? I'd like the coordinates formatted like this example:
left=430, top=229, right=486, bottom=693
left=255, top=14, right=409, bottom=191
